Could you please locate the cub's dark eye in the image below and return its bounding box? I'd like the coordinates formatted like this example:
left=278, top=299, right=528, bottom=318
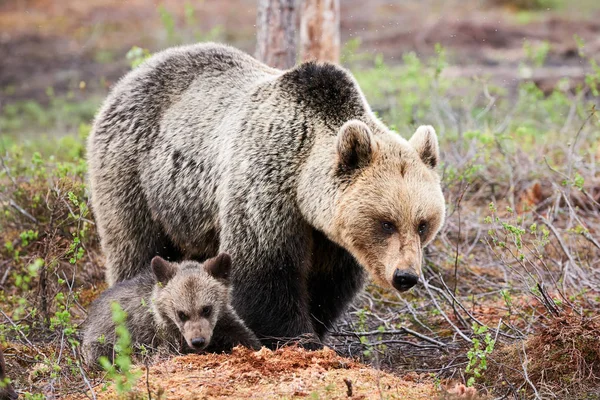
left=201, top=305, right=213, bottom=317
left=177, top=311, right=189, bottom=322
left=381, top=221, right=396, bottom=234
left=418, top=221, right=428, bottom=238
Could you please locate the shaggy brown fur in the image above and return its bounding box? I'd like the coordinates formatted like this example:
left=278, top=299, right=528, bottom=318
left=81, top=254, right=261, bottom=366
left=87, top=43, right=445, bottom=348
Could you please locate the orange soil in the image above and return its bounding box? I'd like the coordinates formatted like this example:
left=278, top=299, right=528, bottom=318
left=68, top=346, right=440, bottom=399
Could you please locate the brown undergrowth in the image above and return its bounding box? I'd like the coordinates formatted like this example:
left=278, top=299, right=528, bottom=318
left=486, top=313, right=600, bottom=399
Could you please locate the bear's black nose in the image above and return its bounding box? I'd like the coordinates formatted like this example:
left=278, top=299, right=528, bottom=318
left=191, top=337, right=206, bottom=348
left=392, top=269, right=419, bottom=292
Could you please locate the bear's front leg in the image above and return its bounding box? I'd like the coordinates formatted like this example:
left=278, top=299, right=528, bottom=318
left=308, top=230, right=366, bottom=339
left=220, top=223, right=321, bottom=350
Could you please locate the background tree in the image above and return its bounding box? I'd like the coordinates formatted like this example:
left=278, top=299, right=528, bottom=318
left=255, top=0, right=297, bottom=69
left=300, top=0, right=340, bottom=63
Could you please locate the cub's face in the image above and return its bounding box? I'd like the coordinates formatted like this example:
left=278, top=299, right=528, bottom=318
left=151, top=254, right=231, bottom=352
left=332, top=122, right=445, bottom=292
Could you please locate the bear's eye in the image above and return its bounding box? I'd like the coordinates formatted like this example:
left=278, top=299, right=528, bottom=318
left=381, top=221, right=396, bottom=234
left=177, top=311, right=189, bottom=322
left=201, top=305, right=213, bottom=317
left=418, top=221, right=428, bottom=238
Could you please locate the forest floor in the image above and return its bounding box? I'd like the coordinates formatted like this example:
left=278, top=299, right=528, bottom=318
left=64, top=347, right=457, bottom=400
left=2, top=0, right=600, bottom=399
left=2, top=0, right=600, bottom=103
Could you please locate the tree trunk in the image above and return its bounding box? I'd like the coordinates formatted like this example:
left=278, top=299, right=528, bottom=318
left=300, top=0, right=340, bottom=64
left=256, top=0, right=297, bottom=69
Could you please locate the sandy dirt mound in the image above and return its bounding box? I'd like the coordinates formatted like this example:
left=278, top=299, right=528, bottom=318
left=70, top=346, right=439, bottom=399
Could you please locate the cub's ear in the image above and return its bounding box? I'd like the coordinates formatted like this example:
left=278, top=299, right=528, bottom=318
left=203, top=253, right=232, bottom=281
left=337, top=120, right=373, bottom=173
left=409, top=125, right=439, bottom=169
left=151, top=256, right=178, bottom=284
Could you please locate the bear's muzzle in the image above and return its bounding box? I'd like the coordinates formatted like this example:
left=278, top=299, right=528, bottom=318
left=391, top=269, right=419, bottom=292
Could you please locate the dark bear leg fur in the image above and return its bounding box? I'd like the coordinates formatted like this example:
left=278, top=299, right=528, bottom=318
left=220, top=228, right=320, bottom=350
left=308, top=230, right=366, bottom=339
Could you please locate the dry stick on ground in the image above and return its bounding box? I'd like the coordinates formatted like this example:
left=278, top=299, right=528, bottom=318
left=434, top=275, right=522, bottom=340
left=331, top=327, right=446, bottom=347
left=422, top=278, right=473, bottom=344
left=520, top=340, right=542, bottom=400
left=452, top=181, right=469, bottom=323
left=539, top=216, right=582, bottom=289
left=426, top=281, right=470, bottom=329
left=71, top=345, right=96, bottom=400
left=343, top=378, right=352, bottom=397
left=0, top=194, right=39, bottom=224
left=495, top=228, right=567, bottom=318
left=0, top=150, right=18, bottom=188
left=0, top=309, right=46, bottom=359
left=544, top=154, right=600, bottom=252
left=522, top=232, right=578, bottom=313
left=536, top=283, right=560, bottom=317
left=367, top=340, right=440, bottom=350
left=0, top=260, right=12, bottom=287
left=482, top=234, right=551, bottom=315
left=399, top=297, right=435, bottom=333
left=580, top=188, right=600, bottom=211
left=559, top=190, right=600, bottom=250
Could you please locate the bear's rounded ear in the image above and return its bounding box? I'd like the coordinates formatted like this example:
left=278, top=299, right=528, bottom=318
left=409, top=125, right=440, bottom=169
left=337, top=120, right=373, bottom=173
left=203, top=253, right=232, bottom=281
left=151, top=256, right=177, bottom=284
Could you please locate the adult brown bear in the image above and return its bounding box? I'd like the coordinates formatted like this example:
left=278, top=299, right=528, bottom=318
left=87, top=43, right=445, bottom=348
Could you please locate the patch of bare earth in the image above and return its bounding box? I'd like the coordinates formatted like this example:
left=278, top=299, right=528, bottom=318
left=67, top=347, right=440, bottom=399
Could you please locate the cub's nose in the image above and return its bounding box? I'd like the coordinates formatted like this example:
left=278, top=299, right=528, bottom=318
left=191, top=337, right=206, bottom=349
left=392, top=269, right=419, bottom=292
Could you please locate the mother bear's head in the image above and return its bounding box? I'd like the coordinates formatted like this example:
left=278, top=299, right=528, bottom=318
left=284, top=62, right=445, bottom=293
left=299, top=120, right=445, bottom=292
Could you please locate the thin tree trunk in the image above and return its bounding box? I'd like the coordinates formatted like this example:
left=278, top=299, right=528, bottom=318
left=256, top=0, right=297, bottom=69
left=300, top=0, right=340, bottom=63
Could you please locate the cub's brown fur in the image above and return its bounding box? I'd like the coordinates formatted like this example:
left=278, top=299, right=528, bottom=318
left=81, top=253, right=260, bottom=365
left=88, top=43, right=445, bottom=348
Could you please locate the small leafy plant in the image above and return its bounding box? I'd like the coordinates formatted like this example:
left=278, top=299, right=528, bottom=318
left=99, top=302, right=141, bottom=395
left=465, top=324, right=496, bottom=387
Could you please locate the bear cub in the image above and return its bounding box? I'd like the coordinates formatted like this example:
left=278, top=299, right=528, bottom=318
left=82, top=253, right=261, bottom=365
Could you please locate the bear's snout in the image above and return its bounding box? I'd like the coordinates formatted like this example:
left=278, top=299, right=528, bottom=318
left=191, top=337, right=207, bottom=349
left=391, top=269, right=419, bottom=292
